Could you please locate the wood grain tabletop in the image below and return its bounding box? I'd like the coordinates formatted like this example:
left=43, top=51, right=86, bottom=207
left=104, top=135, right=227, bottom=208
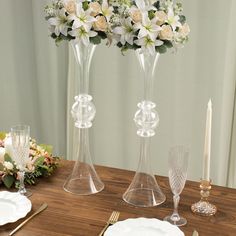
left=0, top=160, right=236, bottom=236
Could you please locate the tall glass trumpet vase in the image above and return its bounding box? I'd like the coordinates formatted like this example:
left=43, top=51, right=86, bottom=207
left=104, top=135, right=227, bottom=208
left=63, top=41, right=104, bottom=195
left=123, top=50, right=166, bottom=207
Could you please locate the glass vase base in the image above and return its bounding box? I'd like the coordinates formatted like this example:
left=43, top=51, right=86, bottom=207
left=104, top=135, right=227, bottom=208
left=163, top=215, right=187, bottom=226
left=191, top=200, right=217, bottom=216
left=123, top=188, right=166, bottom=207
left=63, top=162, right=104, bottom=195
left=123, top=172, right=166, bottom=207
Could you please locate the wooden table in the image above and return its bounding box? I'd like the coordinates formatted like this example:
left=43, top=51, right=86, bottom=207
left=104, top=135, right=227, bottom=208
left=1, top=160, right=236, bottom=236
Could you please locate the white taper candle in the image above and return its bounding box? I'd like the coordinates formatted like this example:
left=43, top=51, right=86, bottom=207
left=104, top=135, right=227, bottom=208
left=203, top=99, right=212, bottom=181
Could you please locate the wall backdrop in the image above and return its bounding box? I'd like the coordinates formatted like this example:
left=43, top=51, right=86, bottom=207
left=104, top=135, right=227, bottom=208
left=0, top=0, right=236, bottom=187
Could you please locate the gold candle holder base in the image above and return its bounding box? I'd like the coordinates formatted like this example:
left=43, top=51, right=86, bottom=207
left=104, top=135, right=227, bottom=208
left=191, top=179, right=217, bottom=216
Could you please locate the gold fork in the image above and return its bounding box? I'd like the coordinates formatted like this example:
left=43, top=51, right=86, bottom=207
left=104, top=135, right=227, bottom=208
left=98, top=211, right=120, bottom=236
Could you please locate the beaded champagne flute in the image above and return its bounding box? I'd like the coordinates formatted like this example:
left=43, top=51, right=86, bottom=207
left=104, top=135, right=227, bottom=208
left=164, top=146, right=188, bottom=226
left=11, top=125, right=31, bottom=197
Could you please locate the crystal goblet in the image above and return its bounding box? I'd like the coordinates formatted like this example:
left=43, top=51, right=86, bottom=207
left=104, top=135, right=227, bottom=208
left=164, top=146, right=189, bottom=226
left=11, top=125, right=32, bottom=197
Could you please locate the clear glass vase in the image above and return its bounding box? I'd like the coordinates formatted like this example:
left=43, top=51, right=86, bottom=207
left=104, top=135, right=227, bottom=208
left=123, top=50, right=166, bottom=207
left=63, top=41, right=104, bottom=195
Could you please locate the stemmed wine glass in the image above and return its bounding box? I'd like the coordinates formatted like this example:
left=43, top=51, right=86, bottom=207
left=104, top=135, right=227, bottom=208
left=164, top=146, right=189, bottom=226
left=11, top=125, right=32, bottom=197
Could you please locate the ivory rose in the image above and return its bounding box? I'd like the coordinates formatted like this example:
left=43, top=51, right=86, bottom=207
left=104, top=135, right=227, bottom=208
left=63, top=0, right=76, bottom=14
left=155, top=11, right=167, bottom=25
left=93, top=16, right=108, bottom=32
left=131, top=9, right=142, bottom=23
left=90, top=2, right=101, bottom=16
left=179, top=23, right=190, bottom=37
left=160, top=25, right=173, bottom=40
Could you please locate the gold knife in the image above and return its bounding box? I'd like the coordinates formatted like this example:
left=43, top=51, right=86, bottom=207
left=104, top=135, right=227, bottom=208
left=9, top=203, right=48, bottom=236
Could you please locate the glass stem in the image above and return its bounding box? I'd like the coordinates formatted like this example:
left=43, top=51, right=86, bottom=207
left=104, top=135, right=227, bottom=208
left=18, top=171, right=26, bottom=194
left=171, top=194, right=180, bottom=221
left=137, top=137, right=151, bottom=173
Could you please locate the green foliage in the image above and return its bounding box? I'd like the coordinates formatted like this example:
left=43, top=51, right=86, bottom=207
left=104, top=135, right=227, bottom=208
left=179, top=15, right=186, bottom=24
left=3, top=175, right=15, bottom=188
left=90, top=35, right=102, bottom=45
left=39, top=144, right=53, bottom=155
left=34, top=156, right=45, bottom=166
left=153, top=1, right=160, bottom=10
left=0, top=163, right=4, bottom=171
left=4, top=154, right=13, bottom=163
left=148, top=10, right=156, bottom=20
left=82, top=1, right=89, bottom=11
left=163, top=40, right=173, bottom=48
left=156, top=45, right=167, bottom=54
left=0, top=132, right=6, bottom=140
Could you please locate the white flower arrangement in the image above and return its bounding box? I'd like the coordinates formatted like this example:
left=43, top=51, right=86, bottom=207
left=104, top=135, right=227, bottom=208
left=45, top=0, right=190, bottom=53
left=45, top=0, right=114, bottom=46
left=111, top=0, right=190, bottom=54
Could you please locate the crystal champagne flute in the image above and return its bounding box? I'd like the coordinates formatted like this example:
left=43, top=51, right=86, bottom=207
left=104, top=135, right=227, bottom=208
left=11, top=125, right=32, bottom=197
left=164, top=146, right=189, bottom=226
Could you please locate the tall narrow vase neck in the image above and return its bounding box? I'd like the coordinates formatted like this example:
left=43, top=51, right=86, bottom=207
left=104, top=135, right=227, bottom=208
left=137, top=137, right=151, bottom=172
left=70, top=41, right=96, bottom=94
left=136, top=50, right=160, bottom=101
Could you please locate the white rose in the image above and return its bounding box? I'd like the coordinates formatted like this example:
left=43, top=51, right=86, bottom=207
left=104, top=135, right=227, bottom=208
left=4, top=161, right=14, bottom=170
left=179, top=23, right=190, bottom=37
left=93, top=16, right=108, bottom=32
left=0, top=147, right=5, bottom=163
left=160, top=25, right=174, bottom=40
left=155, top=11, right=167, bottom=25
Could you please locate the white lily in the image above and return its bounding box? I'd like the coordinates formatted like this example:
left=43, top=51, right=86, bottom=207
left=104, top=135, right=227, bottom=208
left=113, top=17, right=136, bottom=45
left=166, top=7, right=181, bottom=31
left=48, top=8, right=69, bottom=36
left=69, top=3, right=96, bottom=32
left=101, top=0, right=114, bottom=22
left=134, top=35, right=163, bottom=55
left=134, top=14, right=161, bottom=41
left=133, top=0, right=156, bottom=13
left=70, top=27, right=97, bottom=46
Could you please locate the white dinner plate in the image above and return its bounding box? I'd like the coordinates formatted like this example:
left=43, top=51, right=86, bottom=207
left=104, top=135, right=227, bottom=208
left=0, top=191, right=32, bottom=225
left=104, top=218, right=185, bottom=236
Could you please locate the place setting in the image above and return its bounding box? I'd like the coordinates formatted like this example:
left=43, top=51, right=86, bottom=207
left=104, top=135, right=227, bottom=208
left=0, top=124, right=58, bottom=234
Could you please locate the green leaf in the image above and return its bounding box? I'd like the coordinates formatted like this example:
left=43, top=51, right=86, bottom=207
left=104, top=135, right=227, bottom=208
left=89, top=35, right=101, bottom=45
left=163, top=40, right=173, bottom=48
left=153, top=1, right=160, bottom=9
left=82, top=1, right=89, bottom=11
left=148, top=10, right=155, bottom=20
left=3, top=175, right=15, bottom=188
left=179, top=15, right=186, bottom=24
left=4, top=153, right=13, bottom=163
left=97, top=31, right=107, bottom=39
left=0, top=132, right=6, bottom=140
left=34, top=156, right=45, bottom=166
left=39, top=144, right=53, bottom=154
left=156, top=45, right=167, bottom=54
left=0, top=163, right=4, bottom=171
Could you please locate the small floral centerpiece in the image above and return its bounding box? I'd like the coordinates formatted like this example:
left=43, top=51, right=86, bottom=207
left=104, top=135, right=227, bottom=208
left=45, top=0, right=114, bottom=46
left=0, top=132, right=60, bottom=189
left=111, top=0, right=190, bottom=54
